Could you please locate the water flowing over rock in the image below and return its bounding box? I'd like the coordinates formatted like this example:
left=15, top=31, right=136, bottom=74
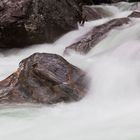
left=128, top=11, right=140, bottom=18
left=64, top=18, right=130, bottom=54
left=0, top=53, right=88, bottom=104
left=0, top=0, right=90, bottom=48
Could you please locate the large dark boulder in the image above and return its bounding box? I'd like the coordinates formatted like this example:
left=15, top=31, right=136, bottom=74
left=0, top=53, right=88, bottom=104
left=64, top=18, right=130, bottom=54
left=0, top=0, right=91, bottom=48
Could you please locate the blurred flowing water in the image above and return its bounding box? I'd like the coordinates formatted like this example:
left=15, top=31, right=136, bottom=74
left=0, top=2, right=140, bottom=140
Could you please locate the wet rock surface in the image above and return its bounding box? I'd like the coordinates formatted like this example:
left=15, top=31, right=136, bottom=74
left=82, top=6, right=102, bottom=21
left=0, top=0, right=89, bottom=48
left=0, top=53, right=88, bottom=104
left=82, top=5, right=114, bottom=22
left=64, top=18, right=130, bottom=54
left=128, top=11, right=140, bottom=18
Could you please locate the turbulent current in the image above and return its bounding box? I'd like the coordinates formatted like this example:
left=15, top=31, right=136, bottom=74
left=0, top=2, right=140, bottom=140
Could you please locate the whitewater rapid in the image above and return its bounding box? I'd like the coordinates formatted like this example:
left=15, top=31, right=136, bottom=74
left=0, top=2, right=140, bottom=140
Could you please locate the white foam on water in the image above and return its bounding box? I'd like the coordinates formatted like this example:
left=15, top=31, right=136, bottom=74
left=0, top=3, right=140, bottom=140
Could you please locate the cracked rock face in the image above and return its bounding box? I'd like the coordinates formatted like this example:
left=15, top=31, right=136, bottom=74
left=0, top=53, right=89, bottom=104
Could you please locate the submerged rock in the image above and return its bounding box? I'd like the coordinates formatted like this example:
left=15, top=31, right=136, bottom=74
left=0, top=53, right=88, bottom=104
left=64, top=18, right=130, bottom=54
left=0, top=0, right=89, bottom=48
left=128, top=11, right=140, bottom=18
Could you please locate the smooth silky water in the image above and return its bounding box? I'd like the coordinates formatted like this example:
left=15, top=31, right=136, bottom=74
left=0, top=2, right=140, bottom=140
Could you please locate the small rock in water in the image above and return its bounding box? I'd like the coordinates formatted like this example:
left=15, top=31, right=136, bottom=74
left=128, top=11, right=140, bottom=18
left=64, top=17, right=130, bottom=55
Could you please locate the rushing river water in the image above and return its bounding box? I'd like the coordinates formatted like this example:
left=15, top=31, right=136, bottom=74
left=0, top=2, right=140, bottom=140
